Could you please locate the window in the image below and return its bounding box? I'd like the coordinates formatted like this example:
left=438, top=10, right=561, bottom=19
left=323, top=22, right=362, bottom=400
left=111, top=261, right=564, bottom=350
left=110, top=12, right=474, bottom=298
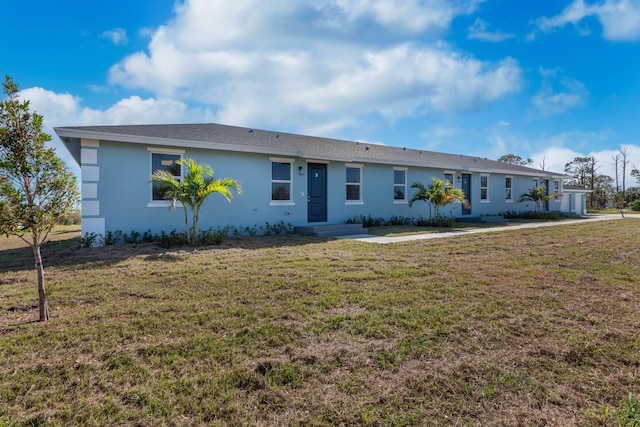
left=505, top=176, right=513, bottom=201
left=150, top=150, right=183, bottom=203
left=444, top=172, right=454, bottom=186
left=271, top=158, right=293, bottom=204
left=554, top=180, right=560, bottom=199
left=480, top=174, right=489, bottom=201
left=346, top=164, right=363, bottom=204
left=394, top=168, right=407, bottom=203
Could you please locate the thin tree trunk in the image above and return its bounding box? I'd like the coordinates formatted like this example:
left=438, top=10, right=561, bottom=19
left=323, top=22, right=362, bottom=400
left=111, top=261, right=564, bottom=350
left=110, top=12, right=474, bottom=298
left=193, top=210, right=199, bottom=242
left=32, top=244, right=49, bottom=321
left=182, top=205, right=190, bottom=243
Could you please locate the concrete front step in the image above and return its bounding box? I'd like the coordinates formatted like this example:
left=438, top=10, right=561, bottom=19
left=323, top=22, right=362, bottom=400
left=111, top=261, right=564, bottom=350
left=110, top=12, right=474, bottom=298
left=294, top=223, right=368, bottom=237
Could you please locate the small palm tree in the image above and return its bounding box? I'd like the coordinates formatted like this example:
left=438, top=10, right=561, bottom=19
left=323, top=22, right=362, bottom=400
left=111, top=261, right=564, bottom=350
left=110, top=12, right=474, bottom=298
left=409, top=177, right=467, bottom=220
left=151, top=158, right=242, bottom=243
left=517, top=185, right=558, bottom=212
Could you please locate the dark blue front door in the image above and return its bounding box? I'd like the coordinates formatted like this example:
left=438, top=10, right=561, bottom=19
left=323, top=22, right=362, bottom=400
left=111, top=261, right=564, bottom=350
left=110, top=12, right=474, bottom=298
left=462, top=173, right=471, bottom=215
left=308, top=163, right=327, bottom=222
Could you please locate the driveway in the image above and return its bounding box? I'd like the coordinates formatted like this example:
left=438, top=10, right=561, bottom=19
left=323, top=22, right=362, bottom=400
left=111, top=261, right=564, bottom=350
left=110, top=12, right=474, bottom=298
left=338, top=214, right=640, bottom=244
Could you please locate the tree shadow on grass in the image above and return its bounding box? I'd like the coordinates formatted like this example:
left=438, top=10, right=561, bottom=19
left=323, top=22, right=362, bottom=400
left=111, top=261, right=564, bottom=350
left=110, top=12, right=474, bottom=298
left=0, top=234, right=334, bottom=274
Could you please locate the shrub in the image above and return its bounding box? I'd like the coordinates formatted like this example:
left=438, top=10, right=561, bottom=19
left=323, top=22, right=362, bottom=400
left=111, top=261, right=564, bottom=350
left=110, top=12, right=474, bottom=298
left=629, top=199, right=640, bottom=212
left=59, top=210, right=81, bottom=225
left=260, top=221, right=293, bottom=236
left=502, top=210, right=560, bottom=220
left=79, top=232, right=103, bottom=248
left=345, top=214, right=385, bottom=228
left=413, top=215, right=455, bottom=227
left=158, top=230, right=188, bottom=249
left=198, top=227, right=228, bottom=245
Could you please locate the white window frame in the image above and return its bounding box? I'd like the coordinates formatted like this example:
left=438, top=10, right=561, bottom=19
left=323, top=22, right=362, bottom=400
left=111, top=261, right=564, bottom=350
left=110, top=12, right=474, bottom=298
left=480, top=173, right=490, bottom=202
left=444, top=171, right=455, bottom=187
left=147, top=147, right=184, bottom=208
left=554, top=179, right=560, bottom=199
left=505, top=175, right=513, bottom=202
left=270, top=157, right=295, bottom=206
left=393, top=167, right=408, bottom=204
left=345, top=163, right=364, bottom=205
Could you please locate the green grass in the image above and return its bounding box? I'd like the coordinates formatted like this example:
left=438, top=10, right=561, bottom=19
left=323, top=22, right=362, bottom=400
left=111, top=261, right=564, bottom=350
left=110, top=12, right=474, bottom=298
left=1, top=220, right=639, bottom=426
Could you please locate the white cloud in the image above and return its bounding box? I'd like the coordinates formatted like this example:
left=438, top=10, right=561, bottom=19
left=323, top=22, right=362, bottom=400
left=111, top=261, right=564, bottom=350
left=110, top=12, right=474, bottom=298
left=533, top=0, right=640, bottom=41
left=100, top=28, right=129, bottom=46
left=531, top=144, right=640, bottom=187
left=467, top=18, right=515, bottom=42
left=16, top=87, right=215, bottom=173
left=18, top=87, right=212, bottom=128
left=107, top=0, right=519, bottom=135
left=529, top=76, right=589, bottom=118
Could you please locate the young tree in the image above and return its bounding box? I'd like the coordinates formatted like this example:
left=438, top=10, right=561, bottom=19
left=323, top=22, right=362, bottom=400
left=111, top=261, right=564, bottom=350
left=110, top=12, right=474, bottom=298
left=409, top=177, right=467, bottom=220
left=0, top=76, right=80, bottom=321
left=517, top=185, right=559, bottom=212
left=151, top=157, right=242, bottom=243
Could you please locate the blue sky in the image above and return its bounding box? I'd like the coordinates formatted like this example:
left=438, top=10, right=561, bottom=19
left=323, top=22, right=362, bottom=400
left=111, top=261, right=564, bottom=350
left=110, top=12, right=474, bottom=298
left=3, top=0, right=640, bottom=183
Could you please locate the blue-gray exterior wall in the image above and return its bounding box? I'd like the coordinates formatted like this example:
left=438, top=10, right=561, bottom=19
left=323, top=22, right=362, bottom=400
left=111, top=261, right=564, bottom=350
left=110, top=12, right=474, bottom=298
left=83, top=140, right=561, bottom=236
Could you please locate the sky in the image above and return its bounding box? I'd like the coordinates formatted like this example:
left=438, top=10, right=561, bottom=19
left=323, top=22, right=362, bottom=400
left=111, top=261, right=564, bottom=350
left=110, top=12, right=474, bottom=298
left=3, top=0, right=640, bottom=186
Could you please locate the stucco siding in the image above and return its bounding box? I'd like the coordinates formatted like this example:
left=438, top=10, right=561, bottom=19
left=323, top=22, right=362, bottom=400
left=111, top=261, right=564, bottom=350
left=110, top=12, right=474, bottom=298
left=85, top=139, right=561, bottom=236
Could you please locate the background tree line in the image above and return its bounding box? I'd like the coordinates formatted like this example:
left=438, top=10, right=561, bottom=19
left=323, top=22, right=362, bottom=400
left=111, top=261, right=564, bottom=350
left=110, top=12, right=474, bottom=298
left=499, top=147, right=640, bottom=211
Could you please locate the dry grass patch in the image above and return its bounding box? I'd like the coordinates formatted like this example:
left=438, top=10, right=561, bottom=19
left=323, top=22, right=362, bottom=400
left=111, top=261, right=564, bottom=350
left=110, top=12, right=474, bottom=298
left=1, top=220, right=639, bottom=426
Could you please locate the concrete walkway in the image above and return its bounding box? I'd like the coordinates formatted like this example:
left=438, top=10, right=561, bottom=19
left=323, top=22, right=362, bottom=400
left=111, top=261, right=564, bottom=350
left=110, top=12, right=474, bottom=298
left=337, top=213, right=640, bottom=244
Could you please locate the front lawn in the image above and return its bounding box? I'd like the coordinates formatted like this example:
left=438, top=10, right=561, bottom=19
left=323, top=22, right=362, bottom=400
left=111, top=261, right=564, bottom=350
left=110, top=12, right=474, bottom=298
left=1, top=220, right=639, bottom=426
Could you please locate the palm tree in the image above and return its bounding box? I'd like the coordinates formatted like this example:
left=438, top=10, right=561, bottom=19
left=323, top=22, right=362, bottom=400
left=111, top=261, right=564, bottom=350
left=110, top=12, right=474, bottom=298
left=151, top=158, right=242, bottom=243
left=517, top=185, right=557, bottom=212
left=409, top=177, right=468, bottom=220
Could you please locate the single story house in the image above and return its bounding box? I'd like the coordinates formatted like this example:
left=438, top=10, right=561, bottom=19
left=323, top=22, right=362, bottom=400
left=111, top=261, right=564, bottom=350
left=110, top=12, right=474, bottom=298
left=54, top=123, right=567, bottom=239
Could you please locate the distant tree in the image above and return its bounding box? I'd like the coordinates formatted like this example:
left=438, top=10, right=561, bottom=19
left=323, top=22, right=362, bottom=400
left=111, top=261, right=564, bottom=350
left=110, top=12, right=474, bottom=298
left=0, top=76, right=80, bottom=322
left=619, top=146, right=629, bottom=200
left=632, top=168, right=640, bottom=186
left=565, top=156, right=603, bottom=208
left=538, top=156, right=548, bottom=171
left=151, top=157, right=242, bottom=243
left=612, top=153, right=620, bottom=194
left=517, top=185, right=557, bottom=212
left=409, top=177, right=467, bottom=220
left=625, top=187, right=640, bottom=204
left=592, top=175, right=615, bottom=209
left=497, top=154, right=533, bottom=166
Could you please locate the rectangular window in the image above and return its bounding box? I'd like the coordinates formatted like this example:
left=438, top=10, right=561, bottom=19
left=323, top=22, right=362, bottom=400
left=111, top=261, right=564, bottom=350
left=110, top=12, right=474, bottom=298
left=150, top=151, right=182, bottom=202
left=271, top=159, right=293, bottom=203
left=505, top=176, right=513, bottom=201
left=554, top=180, right=560, bottom=199
left=480, top=174, right=489, bottom=201
left=394, top=168, right=407, bottom=202
left=346, top=164, right=363, bottom=203
left=444, top=173, right=454, bottom=186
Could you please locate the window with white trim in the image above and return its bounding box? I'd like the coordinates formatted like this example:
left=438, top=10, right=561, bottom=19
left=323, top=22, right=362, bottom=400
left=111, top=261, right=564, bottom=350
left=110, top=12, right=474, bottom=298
left=554, top=180, right=560, bottom=199
left=346, top=164, right=363, bottom=203
left=505, top=176, right=513, bottom=201
left=150, top=150, right=183, bottom=203
left=480, top=174, right=489, bottom=201
left=444, top=172, right=454, bottom=186
left=271, top=159, right=293, bottom=204
left=394, top=167, right=407, bottom=202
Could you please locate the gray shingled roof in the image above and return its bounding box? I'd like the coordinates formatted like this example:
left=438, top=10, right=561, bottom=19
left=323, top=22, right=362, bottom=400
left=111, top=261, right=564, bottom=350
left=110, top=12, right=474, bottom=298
left=54, top=123, right=564, bottom=178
